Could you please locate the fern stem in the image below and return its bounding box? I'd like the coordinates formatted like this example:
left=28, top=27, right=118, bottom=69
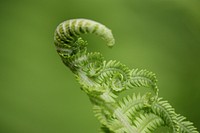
left=114, top=108, right=138, bottom=133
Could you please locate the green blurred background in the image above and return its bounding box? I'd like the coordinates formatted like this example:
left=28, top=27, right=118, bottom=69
left=0, top=0, right=200, bottom=132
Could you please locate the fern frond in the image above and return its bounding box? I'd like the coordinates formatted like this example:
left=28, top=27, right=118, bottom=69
left=94, top=100, right=137, bottom=133
left=93, top=105, right=111, bottom=125
left=53, top=18, right=199, bottom=133
left=94, top=105, right=132, bottom=133
left=57, top=37, right=88, bottom=59
left=67, top=52, right=104, bottom=73
left=132, top=113, right=164, bottom=133
left=107, top=118, right=127, bottom=133
left=176, top=114, right=199, bottom=133
left=112, top=108, right=138, bottom=133
left=97, top=60, right=130, bottom=92
left=151, top=98, right=177, bottom=131
left=128, top=69, right=158, bottom=97
left=81, top=52, right=104, bottom=76
left=117, top=93, right=151, bottom=118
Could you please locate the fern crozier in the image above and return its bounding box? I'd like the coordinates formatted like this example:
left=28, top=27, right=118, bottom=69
left=53, top=18, right=199, bottom=133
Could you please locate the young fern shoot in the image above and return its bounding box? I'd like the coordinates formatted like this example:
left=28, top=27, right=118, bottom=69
left=53, top=18, right=199, bottom=133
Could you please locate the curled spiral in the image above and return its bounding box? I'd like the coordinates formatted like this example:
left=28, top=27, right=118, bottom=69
left=54, top=19, right=115, bottom=57
left=53, top=19, right=199, bottom=133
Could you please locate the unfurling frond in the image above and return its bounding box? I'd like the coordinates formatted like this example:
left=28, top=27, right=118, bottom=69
left=53, top=18, right=199, bottom=133
left=128, top=69, right=158, bottom=97
left=97, top=60, right=130, bottom=92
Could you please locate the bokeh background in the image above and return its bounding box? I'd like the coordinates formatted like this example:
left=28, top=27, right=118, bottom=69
left=0, top=0, right=200, bottom=132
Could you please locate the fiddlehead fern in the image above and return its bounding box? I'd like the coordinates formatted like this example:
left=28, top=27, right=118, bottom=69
left=53, top=18, right=199, bottom=133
